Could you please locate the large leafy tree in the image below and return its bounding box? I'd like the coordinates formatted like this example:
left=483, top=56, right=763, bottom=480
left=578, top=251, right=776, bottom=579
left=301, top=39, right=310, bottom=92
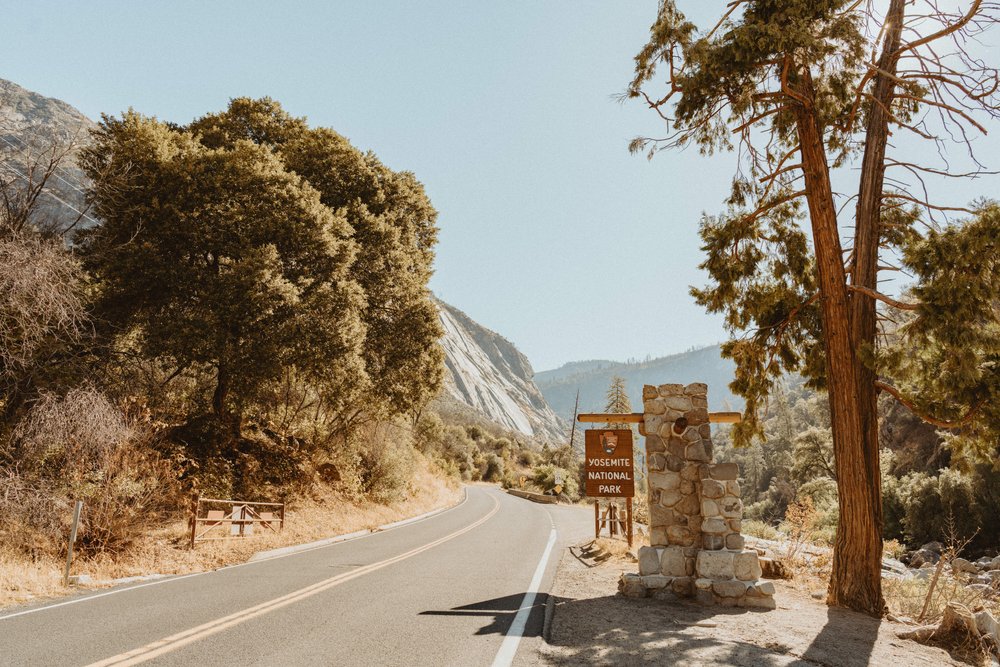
left=79, top=112, right=366, bottom=428
left=188, top=99, right=444, bottom=420
left=629, top=1, right=999, bottom=614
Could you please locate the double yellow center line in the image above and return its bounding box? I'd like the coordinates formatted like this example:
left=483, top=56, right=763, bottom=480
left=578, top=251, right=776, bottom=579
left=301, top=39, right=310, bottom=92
left=89, top=495, right=501, bottom=666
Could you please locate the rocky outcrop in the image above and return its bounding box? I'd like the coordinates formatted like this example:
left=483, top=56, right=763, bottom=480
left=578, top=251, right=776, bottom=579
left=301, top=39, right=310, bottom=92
left=0, top=78, right=95, bottom=233
left=436, top=299, right=565, bottom=441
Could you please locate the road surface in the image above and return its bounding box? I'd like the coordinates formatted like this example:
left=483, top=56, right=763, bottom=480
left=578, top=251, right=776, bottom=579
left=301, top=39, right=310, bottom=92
left=1, top=486, right=592, bottom=666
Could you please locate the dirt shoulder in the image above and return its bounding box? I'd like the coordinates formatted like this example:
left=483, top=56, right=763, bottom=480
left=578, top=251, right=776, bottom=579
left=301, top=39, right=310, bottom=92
left=0, top=465, right=461, bottom=610
left=531, top=542, right=966, bottom=667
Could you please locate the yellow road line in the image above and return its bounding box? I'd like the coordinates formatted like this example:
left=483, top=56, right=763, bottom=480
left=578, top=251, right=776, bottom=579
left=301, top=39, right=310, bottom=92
left=88, top=495, right=501, bottom=667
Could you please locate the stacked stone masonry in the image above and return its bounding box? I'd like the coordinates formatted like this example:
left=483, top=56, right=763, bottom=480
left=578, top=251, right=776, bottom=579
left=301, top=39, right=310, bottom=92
left=622, top=383, right=776, bottom=609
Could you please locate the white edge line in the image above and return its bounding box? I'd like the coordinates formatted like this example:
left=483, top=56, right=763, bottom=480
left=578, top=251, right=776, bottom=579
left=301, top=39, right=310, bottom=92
left=0, top=486, right=471, bottom=622
left=246, top=529, right=372, bottom=562
left=491, top=527, right=559, bottom=667
left=249, top=485, right=469, bottom=562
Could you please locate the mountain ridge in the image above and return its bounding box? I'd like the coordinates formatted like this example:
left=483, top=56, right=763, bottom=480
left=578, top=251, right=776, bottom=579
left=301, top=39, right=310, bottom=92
left=0, top=78, right=95, bottom=233
left=536, top=344, right=742, bottom=422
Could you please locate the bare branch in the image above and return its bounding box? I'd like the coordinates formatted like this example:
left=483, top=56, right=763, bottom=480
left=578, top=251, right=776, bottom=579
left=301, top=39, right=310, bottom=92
left=847, top=285, right=918, bottom=310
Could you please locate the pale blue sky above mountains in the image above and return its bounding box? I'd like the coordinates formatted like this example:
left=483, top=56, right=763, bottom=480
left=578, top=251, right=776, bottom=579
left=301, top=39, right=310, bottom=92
left=4, top=2, right=998, bottom=372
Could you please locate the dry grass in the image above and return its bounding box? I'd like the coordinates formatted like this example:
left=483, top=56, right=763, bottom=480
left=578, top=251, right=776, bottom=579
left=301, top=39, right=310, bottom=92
left=0, top=550, right=66, bottom=607
left=593, top=536, right=638, bottom=559
left=883, top=573, right=1000, bottom=623
left=753, top=534, right=1000, bottom=629
left=743, top=519, right=781, bottom=541
left=0, top=458, right=460, bottom=610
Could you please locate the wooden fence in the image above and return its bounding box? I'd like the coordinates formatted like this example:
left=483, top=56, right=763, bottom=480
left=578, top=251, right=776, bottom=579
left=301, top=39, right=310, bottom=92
left=189, top=496, right=285, bottom=549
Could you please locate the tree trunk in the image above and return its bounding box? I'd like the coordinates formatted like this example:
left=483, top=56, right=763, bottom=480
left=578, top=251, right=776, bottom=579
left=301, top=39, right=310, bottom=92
left=842, top=0, right=906, bottom=617
left=791, top=68, right=884, bottom=616
left=213, top=364, right=230, bottom=418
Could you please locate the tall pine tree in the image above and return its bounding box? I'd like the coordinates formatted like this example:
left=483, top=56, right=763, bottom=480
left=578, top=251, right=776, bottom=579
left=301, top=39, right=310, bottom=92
left=629, top=1, right=1000, bottom=614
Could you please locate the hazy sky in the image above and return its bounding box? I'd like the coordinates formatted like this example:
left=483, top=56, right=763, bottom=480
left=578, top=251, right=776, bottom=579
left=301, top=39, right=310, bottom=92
left=4, top=2, right=997, bottom=372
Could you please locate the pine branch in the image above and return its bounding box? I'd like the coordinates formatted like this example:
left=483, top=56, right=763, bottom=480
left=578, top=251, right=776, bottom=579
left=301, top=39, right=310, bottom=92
left=875, top=380, right=987, bottom=428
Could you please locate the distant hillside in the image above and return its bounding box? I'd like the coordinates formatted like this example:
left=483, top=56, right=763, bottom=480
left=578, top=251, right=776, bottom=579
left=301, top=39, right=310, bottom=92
left=536, top=345, right=742, bottom=422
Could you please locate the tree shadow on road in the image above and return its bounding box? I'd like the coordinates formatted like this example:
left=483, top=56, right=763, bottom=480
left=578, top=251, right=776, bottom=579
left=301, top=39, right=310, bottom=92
left=419, top=593, right=547, bottom=636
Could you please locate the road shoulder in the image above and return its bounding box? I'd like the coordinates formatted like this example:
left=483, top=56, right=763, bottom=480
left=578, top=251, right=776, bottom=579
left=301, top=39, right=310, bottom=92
left=528, top=541, right=963, bottom=667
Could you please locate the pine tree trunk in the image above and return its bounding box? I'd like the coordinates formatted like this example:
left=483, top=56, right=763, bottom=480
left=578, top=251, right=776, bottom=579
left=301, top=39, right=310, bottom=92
left=841, top=0, right=906, bottom=617
left=792, top=68, right=884, bottom=616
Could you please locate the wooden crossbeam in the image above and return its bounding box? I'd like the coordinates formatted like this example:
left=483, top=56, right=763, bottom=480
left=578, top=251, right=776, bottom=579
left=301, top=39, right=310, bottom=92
left=577, top=412, right=742, bottom=424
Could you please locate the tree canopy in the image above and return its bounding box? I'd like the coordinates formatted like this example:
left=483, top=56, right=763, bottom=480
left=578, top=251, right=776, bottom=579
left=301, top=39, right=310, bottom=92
left=79, top=100, right=444, bottom=445
left=79, top=111, right=366, bottom=424
left=188, top=99, right=444, bottom=418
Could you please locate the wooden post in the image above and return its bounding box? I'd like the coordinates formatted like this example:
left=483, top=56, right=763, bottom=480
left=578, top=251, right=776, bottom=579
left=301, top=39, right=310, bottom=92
left=63, top=500, right=83, bottom=586
left=189, top=494, right=199, bottom=550
left=626, top=497, right=634, bottom=548
left=594, top=500, right=599, bottom=540
left=568, top=389, right=580, bottom=451
left=279, top=502, right=286, bottom=532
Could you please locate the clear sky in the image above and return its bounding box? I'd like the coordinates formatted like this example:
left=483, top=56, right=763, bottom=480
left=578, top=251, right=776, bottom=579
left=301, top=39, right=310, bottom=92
left=4, top=2, right=997, bottom=372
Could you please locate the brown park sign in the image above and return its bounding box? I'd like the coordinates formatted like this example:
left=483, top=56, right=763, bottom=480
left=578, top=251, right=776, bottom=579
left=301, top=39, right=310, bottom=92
left=584, top=429, right=634, bottom=497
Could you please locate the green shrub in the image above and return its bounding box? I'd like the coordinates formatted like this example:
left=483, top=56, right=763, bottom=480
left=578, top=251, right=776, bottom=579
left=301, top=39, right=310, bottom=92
left=481, top=453, right=505, bottom=482
left=881, top=469, right=908, bottom=541
left=415, top=412, right=446, bottom=454
left=894, top=468, right=978, bottom=547
left=531, top=464, right=579, bottom=499
left=742, top=519, right=780, bottom=541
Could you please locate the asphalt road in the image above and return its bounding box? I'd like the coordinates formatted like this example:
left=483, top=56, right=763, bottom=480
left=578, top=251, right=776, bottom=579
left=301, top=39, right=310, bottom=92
left=0, top=486, right=591, bottom=667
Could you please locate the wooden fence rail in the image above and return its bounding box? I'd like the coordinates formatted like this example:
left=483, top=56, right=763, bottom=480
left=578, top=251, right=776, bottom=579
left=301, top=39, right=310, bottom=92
left=189, top=495, right=285, bottom=549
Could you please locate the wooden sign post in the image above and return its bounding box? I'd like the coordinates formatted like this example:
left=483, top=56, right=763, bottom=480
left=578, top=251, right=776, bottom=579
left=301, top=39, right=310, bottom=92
left=585, top=429, right=635, bottom=547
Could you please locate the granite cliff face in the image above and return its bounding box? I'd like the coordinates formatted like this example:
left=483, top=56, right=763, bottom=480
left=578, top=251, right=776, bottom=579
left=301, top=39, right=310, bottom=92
left=0, top=78, right=95, bottom=232
left=536, top=345, right=742, bottom=423
left=436, top=299, right=566, bottom=441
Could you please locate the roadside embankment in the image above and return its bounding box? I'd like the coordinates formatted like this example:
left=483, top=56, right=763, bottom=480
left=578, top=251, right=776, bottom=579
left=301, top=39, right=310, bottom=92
left=0, top=463, right=461, bottom=610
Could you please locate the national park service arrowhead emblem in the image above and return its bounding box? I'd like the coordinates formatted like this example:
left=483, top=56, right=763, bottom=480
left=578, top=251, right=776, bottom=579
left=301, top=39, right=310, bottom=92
left=601, top=431, right=618, bottom=455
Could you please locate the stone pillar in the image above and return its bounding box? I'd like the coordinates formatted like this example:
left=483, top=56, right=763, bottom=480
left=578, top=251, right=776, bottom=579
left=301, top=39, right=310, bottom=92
left=626, top=383, right=775, bottom=609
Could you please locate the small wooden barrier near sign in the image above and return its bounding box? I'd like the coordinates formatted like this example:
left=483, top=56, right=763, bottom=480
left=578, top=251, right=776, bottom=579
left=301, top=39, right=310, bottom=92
left=189, top=496, right=285, bottom=549
left=596, top=500, right=630, bottom=540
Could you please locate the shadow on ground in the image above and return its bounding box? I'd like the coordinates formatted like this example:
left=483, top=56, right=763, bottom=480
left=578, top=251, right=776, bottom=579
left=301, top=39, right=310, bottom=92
left=419, top=593, right=547, bottom=637
left=540, top=592, right=884, bottom=667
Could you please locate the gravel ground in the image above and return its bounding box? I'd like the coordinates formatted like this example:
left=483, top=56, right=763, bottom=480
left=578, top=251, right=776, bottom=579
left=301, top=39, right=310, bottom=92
left=525, top=543, right=968, bottom=667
